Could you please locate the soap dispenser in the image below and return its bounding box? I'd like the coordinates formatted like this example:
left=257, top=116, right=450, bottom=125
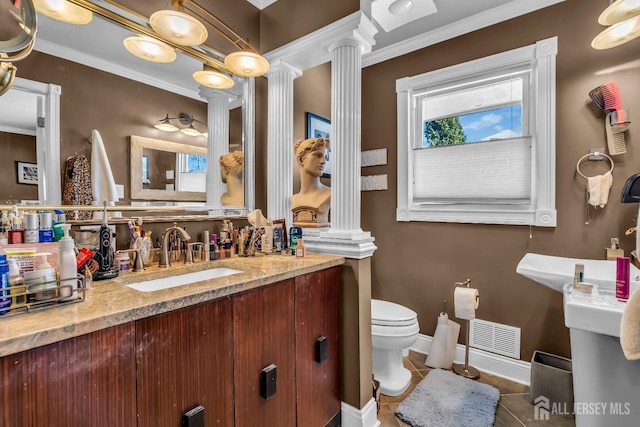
left=59, top=224, right=78, bottom=301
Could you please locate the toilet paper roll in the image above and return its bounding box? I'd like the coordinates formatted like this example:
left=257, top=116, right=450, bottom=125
left=454, top=287, right=480, bottom=320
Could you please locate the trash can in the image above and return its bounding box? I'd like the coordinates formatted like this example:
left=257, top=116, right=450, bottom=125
left=528, top=350, right=574, bottom=419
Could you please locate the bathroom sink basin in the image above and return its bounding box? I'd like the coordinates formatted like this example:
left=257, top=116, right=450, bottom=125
left=126, top=267, right=243, bottom=292
left=516, top=253, right=640, bottom=293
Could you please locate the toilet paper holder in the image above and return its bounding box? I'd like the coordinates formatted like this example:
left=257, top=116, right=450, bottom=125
left=453, top=279, right=480, bottom=380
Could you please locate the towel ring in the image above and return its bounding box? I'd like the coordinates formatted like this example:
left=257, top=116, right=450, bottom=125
left=576, top=152, right=614, bottom=179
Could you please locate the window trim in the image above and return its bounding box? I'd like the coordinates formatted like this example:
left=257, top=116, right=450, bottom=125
left=396, top=36, right=557, bottom=227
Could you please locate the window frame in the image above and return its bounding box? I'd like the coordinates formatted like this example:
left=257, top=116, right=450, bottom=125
left=396, top=36, right=557, bottom=227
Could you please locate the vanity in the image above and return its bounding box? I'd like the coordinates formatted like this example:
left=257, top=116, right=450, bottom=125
left=0, top=253, right=344, bottom=427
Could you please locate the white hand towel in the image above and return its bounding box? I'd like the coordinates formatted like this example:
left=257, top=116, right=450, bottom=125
left=90, top=129, right=119, bottom=207
left=454, top=287, right=479, bottom=320
left=587, top=171, right=613, bottom=208
left=621, top=288, right=640, bottom=360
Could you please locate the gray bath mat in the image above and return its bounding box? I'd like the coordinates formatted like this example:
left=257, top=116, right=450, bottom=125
left=395, top=369, right=500, bottom=427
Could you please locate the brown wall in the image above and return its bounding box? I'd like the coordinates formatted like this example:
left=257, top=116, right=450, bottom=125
left=355, top=0, right=639, bottom=360
left=0, top=132, right=38, bottom=203
left=260, top=0, right=359, bottom=52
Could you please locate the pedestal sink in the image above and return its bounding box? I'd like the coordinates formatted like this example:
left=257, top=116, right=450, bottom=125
left=516, top=253, right=640, bottom=293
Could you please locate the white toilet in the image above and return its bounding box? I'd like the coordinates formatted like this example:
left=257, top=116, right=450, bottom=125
left=371, top=299, right=420, bottom=396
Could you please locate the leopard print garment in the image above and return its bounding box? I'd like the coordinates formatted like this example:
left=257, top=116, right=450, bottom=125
left=62, top=155, right=93, bottom=220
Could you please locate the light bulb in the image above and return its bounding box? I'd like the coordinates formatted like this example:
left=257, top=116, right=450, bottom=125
left=388, top=0, right=414, bottom=16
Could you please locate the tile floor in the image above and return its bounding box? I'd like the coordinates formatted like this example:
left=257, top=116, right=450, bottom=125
left=376, top=351, right=576, bottom=427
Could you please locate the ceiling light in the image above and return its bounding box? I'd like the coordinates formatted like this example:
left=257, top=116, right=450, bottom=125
left=599, top=0, right=640, bottom=25
left=33, top=0, right=93, bottom=25
left=124, top=36, right=176, bottom=64
left=224, top=51, right=270, bottom=78
left=149, top=9, right=208, bottom=47
left=193, top=65, right=235, bottom=89
left=180, top=123, right=201, bottom=137
left=388, top=0, right=414, bottom=16
left=592, top=14, right=640, bottom=49
left=154, top=114, right=179, bottom=132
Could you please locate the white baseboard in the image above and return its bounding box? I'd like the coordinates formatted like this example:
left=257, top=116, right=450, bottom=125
left=341, top=398, right=381, bottom=427
left=412, top=333, right=532, bottom=386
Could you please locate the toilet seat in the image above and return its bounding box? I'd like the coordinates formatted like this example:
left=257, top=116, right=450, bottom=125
left=372, top=299, right=417, bottom=327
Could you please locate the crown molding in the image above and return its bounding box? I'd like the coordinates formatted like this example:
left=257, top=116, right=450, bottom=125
left=265, top=11, right=377, bottom=72
left=362, top=0, right=565, bottom=68
left=34, top=39, right=203, bottom=101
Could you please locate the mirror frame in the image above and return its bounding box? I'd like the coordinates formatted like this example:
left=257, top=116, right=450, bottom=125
left=130, top=135, right=207, bottom=202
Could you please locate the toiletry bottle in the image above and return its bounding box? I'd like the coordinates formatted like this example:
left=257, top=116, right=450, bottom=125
left=289, top=227, right=302, bottom=255
left=59, top=224, right=78, bottom=301
left=23, top=212, right=39, bottom=243
left=0, top=255, right=9, bottom=315
left=24, top=253, right=57, bottom=301
left=52, top=210, right=66, bottom=242
left=38, top=211, right=54, bottom=243
left=295, top=238, right=306, bottom=258
left=8, top=258, right=26, bottom=307
left=8, top=216, right=23, bottom=244
left=616, top=256, right=630, bottom=302
left=573, top=263, right=584, bottom=289
left=0, top=226, right=8, bottom=245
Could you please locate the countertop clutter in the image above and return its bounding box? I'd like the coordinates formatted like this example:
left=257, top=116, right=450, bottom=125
left=0, top=253, right=344, bottom=357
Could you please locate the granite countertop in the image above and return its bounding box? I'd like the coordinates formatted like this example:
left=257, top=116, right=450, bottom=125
left=0, top=253, right=344, bottom=358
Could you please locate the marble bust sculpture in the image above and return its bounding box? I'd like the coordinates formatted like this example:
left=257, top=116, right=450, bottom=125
left=219, top=151, right=244, bottom=206
left=292, top=137, right=330, bottom=227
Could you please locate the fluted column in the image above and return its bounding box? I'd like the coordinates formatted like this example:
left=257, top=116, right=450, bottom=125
left=329, top=39, right=362, bottom=232
left=243, top=78, right=256, bottom=211
left=200, top=87, right=235, bottom=207
left=265, top=60, right=302, bottom=225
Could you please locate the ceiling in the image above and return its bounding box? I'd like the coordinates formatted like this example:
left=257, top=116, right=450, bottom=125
left=1, top=0, right=558, bottom=131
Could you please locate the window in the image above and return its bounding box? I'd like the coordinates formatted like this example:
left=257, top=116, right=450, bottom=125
left=175, top=153, right=207, bottom=192
left=396, top=37, right=557, bottom=226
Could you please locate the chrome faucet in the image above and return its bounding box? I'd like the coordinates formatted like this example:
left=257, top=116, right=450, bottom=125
left=158, top=225, right=192, bottom=268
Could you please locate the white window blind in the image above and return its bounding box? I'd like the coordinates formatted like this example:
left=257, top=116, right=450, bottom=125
left=413, top=137, right=532, bottom=203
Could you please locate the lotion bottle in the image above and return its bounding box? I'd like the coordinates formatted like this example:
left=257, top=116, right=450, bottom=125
left=59, top=224, right=78, bottom=301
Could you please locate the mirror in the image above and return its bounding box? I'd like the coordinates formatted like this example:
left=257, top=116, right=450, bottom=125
left=130, top=135, right=206, bottom=202
left=0, top=5, right=254, bottom=214
left=0, top=77, right=61, bottom=205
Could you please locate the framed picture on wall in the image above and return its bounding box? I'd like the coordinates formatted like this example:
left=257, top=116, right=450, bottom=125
left=16, top=161, right=38, bottom=185
left=306, top=112, right=330, bottom=139
left=306, top=112, right=331, bottom=178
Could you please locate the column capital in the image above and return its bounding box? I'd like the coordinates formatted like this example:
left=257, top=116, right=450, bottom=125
left=198, top=86, right=238, bottom=102
left=265, top=59, right=303, bottom=79
left=326, top=13, right=378, bottom=55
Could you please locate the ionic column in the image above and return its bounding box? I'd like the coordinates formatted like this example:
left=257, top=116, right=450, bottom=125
left=265, top=60, right=302, bottom=225
left=199, top=87, right=235, bottom=207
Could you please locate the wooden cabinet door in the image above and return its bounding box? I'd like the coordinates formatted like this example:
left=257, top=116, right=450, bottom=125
left=295, top=267, right=341, bottom=427
left=233, top=280, right=296, bottom=427
left=136, top=297, right=234, bottom=427
left=0, top=322, right=136, bottom=427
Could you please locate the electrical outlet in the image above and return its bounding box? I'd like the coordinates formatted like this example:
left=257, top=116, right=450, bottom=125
left=361, top=149, right=387, bottom=167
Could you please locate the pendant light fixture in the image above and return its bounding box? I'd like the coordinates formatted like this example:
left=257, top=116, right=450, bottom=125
left=33, top=0, right=93, bottom=25
left=124, top=36, right=176, bottom=64
left=38, top=0, right=270, bottom=89
left=592, top=0, right=640, bottom=49
left=149, top=9, right=208, bottom=47
left=224, top=51, right=270, bottom=78
left=193, top=65, right=235, bottom=89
